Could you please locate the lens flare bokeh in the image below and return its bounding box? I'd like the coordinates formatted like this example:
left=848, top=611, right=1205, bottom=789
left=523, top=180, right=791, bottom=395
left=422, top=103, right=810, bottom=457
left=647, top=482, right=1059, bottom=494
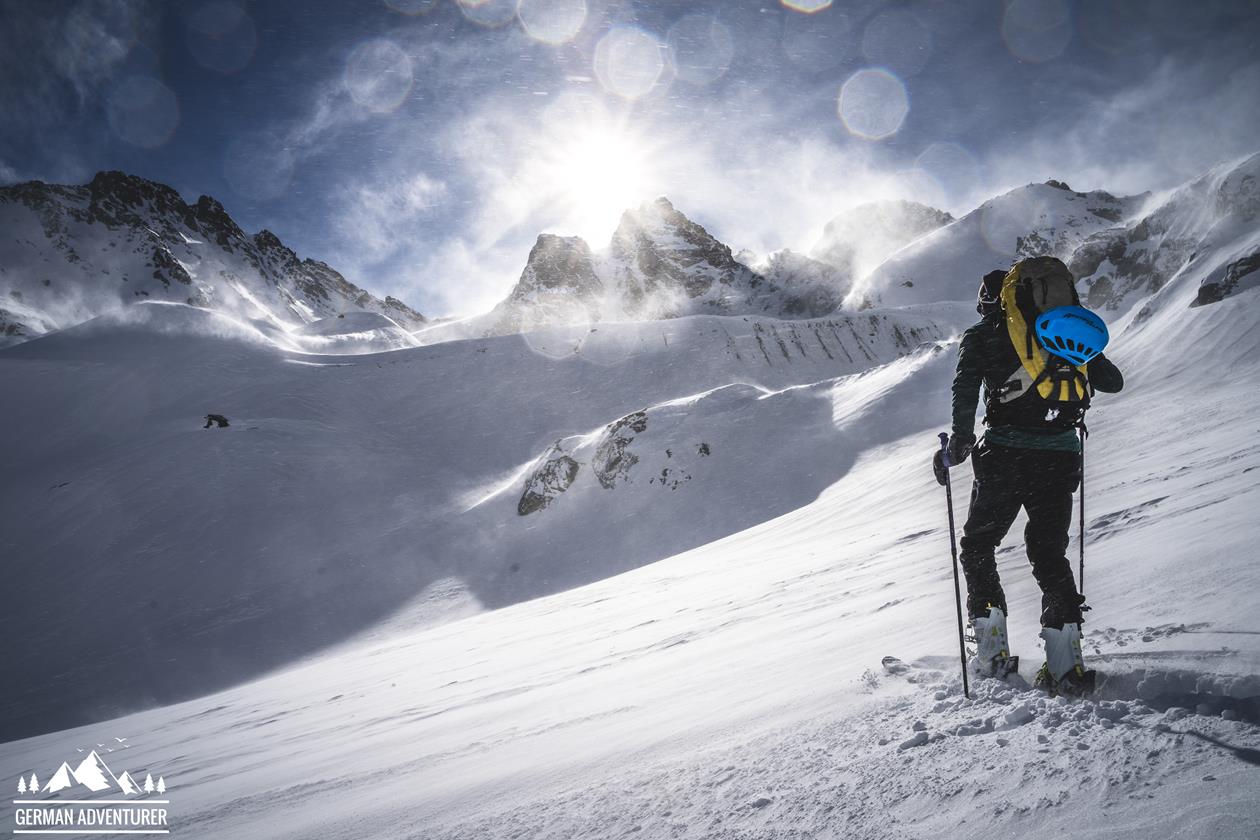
left=517, top=0, right=587, bottom=45
left=186, top=1, right=257, bottom=74
left=780, top=0, right=832, bottom=14
left=344, top=39, right=413, bottom=113
left=106, top=76, right=180, bottom=149
left=593, top=27, right=665, bottom=100
left=838, top=68, right=909, bottom=140
left=457, top=0, right=517, bottom=28
left=666, top=14, right=734, bottom=86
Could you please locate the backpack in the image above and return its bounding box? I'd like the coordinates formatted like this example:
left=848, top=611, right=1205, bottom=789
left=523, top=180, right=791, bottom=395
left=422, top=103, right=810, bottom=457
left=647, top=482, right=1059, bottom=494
left=987, top=257, right=1092, bottom=427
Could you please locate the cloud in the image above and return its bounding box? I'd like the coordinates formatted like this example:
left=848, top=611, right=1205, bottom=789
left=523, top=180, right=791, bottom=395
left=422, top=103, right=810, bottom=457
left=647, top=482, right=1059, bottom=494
left=982, top=55, right=1260, bottom=202
left=0, top=0, right=151, bottom=126
left=325, top=168, right=525, bottom=319
left=0, top=160, right=21, bottom=186
left=337, top=173, right=449, bottom=258
left=259, top=26, right=505, bottom=179
left=406, top=238, right=526, bottom=317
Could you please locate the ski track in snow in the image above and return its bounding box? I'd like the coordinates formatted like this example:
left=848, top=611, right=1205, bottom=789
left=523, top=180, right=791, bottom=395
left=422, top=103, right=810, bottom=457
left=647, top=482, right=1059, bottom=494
left=425, top=660, right=1260, bottom=840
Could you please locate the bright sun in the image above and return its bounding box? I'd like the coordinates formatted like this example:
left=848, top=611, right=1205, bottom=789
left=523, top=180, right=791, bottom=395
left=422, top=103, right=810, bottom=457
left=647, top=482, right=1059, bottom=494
left=547, top=126, right=652, bottom=243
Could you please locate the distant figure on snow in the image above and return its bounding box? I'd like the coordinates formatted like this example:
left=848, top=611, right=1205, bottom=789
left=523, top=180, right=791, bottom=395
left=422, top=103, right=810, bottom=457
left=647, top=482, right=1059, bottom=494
left=203, top=414, right=230, bottom=429
left=943, top=258, right=1123, bottom=695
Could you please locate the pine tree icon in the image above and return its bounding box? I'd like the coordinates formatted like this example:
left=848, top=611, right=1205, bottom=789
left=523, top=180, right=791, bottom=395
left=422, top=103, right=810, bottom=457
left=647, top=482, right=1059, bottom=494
left=18, top=776, right=27, bottom=794
left=144, top=774, right=154, bottom=794
left=29, top=773, right=39, bottom=793
left=156, top=777, right=166, bottom=794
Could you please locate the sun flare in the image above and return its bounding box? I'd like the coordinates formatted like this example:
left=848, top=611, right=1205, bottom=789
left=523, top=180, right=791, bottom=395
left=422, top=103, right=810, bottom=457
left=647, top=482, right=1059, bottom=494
left=545, top=125, right=654, bottom=243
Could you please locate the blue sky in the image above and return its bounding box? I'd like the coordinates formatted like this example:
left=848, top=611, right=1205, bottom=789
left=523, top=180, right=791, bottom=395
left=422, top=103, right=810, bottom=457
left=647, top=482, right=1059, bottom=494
left=2, top=0, right=1258, bottom=316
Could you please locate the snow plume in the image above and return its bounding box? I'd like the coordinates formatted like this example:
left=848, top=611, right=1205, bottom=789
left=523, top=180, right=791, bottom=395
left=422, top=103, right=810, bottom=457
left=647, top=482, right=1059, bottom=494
left=327, top=171, right=449, bottom=281
left=69, top=301, right=278, bottom=348
left=0, top=159, right=23, bottom=186
left=983, top=53, right=1260, bottom=202
left=390, top=92, right=926, bottom=318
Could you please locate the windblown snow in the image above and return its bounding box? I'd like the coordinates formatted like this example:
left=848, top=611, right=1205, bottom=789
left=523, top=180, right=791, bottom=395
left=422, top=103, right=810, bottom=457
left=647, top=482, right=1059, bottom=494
left=1, top=155, right=1258, bottom=840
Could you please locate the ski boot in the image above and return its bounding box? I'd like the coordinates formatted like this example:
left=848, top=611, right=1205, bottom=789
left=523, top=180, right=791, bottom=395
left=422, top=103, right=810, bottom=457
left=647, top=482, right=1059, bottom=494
left=969, top=606, right=1019, bottom=679
left=1034, top=623, right=1096, bottom=696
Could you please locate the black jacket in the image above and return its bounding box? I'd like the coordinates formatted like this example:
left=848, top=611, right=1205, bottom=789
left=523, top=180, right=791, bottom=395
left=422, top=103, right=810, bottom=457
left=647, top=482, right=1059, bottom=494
left=951, top=311, right=1124, bottom=438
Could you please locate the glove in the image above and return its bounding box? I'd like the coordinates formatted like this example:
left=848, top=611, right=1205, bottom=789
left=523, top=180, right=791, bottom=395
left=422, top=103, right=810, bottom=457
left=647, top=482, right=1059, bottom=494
left=947, top=433, right=975, bottom=466
left=947, top=433, right=972, bottom=465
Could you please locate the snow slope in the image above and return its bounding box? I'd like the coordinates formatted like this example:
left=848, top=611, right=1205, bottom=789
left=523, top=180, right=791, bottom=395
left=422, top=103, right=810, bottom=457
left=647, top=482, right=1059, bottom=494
left=292, top=311, right=422, bottom=353
left=1, top=258, right=1257, bottom=838
left=0, top=300, right=949, bottom=742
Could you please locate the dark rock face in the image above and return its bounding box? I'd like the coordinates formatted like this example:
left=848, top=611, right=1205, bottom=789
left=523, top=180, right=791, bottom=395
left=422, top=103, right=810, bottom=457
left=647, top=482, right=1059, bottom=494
left=489, top=234, right=604, bottom=333
left=381, top=295, right=426, bottom=326
left=1215, top=166, right=1258, bottom=221
left=511, top=235, right=604, bottom=301
left=518, top=446, right=582, bottom=516
left=755, top=249, right=849, bottom=316
left=592, top=411, right=648, bottom=489
left=1192, top=251, right=1260, bottom=307
left=609, top=197, right=747, bottom=304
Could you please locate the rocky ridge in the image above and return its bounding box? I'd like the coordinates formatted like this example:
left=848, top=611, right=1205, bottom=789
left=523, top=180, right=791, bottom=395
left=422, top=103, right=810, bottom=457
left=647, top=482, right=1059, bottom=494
left=0, top=171, right=425, bottom=345
left=485, top=198, right=853, bottom=336
left=1070, top=152, right=1260, bottom=312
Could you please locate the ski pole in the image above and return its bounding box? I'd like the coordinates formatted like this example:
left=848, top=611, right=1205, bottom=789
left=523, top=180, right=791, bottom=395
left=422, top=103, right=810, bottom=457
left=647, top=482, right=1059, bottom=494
left=937, top=432, right=970, bottom=699
left=1079, top=423, right=1088, bottom=596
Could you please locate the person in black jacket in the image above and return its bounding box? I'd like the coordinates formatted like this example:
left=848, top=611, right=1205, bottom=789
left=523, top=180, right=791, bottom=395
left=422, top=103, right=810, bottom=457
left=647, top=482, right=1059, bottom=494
left=946, top=270, right=1123, bottom=639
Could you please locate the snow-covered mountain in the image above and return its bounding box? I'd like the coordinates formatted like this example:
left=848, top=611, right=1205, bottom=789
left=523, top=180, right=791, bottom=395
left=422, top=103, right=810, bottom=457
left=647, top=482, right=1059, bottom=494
left=810, top=198, right=954, bottom=279
left=845, top=181, right=1147, bottom=309
left=457, top=198, right=848, bottom=340
left=1071, top=151, right=1260, bottom=314
left=0, top=171, right=426, bottom=347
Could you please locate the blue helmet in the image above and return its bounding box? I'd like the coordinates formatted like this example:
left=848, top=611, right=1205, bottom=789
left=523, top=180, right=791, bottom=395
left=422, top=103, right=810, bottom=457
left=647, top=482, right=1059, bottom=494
left=1034, top=305, right=1109, bottom=366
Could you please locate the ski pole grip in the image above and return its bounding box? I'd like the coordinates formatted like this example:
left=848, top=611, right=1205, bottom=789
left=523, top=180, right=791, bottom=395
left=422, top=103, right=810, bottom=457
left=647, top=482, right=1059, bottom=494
left=938, top=432, right=950, bottom=467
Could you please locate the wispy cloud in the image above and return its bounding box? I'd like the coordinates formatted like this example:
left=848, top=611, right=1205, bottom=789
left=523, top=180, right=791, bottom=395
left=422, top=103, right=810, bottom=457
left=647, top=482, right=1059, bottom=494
left=0, top=0, right=151, bottom=125
left=983, top=55, right=1260, bottom=202
left=337, top=173, right=449, bottom=258
left=0, top=159, right=22, bottom=186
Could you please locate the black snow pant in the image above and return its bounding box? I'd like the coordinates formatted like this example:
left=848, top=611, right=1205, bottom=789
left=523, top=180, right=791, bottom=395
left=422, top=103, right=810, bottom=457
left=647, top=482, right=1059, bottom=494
left=959, top=441, right=1086, bottom=628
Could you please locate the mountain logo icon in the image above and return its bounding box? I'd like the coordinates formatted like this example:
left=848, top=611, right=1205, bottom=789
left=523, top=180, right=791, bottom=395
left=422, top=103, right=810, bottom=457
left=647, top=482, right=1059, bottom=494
left=17, top=748, right=168, bottom=798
